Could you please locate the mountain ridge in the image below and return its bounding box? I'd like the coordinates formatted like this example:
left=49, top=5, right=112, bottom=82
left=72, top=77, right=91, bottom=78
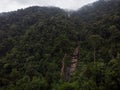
left=0, top=0, right=120, bottom=90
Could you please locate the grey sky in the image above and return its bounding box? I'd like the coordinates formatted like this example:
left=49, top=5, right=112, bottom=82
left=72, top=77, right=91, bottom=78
left=0, top=0, right=97, bottom=12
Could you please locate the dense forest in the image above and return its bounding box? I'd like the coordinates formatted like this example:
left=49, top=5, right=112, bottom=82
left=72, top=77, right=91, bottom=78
left=0, top=0, right=120, bottom=90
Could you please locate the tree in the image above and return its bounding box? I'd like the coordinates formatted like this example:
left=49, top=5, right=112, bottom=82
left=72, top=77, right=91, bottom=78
left=88, top=35, right=103, bottom=63
left=105, top=54, right=120, bottom=90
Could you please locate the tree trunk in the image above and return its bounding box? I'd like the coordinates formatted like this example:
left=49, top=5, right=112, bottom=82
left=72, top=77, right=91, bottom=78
left=94, top=47, right=96, bottom=64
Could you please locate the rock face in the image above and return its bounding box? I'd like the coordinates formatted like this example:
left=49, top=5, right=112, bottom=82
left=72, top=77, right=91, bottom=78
left=69, top=46, right=79, bottom=76
left=64, top=46, right=79, bottom=80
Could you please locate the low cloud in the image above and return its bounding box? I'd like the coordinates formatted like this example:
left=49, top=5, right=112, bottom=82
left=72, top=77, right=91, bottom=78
left=0, top=0, right=97, bottom=12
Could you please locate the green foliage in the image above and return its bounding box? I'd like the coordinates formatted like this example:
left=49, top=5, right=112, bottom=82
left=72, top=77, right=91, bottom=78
left=105, top=54, right=120, bottom=90
left=88, top=35, right=103, bottom=48
left=57, top=82, right=79, bottom=90
left=0, top=0, right=120, bottom=90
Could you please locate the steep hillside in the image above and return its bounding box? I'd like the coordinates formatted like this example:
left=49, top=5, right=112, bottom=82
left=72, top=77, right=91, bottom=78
left=0, top=0, right=120, bottom=90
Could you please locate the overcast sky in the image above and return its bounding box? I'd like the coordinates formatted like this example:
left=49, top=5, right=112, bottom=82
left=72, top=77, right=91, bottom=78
left=0, top=0, right=97, bottom=12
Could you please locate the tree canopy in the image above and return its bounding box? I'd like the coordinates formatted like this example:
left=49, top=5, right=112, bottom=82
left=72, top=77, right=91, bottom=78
left=0, top=0, right=120, bottom=90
